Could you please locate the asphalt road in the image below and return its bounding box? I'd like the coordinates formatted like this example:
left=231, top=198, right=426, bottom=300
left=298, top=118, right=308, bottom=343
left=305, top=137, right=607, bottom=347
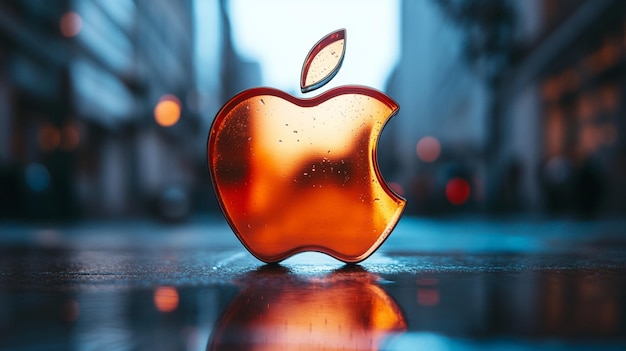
left=1, top=216, right=625, bottom=350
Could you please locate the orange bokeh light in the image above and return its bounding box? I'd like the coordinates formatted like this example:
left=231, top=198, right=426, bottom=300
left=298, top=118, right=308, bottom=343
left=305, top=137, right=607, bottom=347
left=154, top=286, right=179, bottom=312
left=154, top=95, right=181, bottom=127
left=38, top=124, right=61, bottom=152
left=60, top=12, right=82, bottom=37
left=445, top=177, right=471, bottom=205
left=416, top=136, right=441, bottom=163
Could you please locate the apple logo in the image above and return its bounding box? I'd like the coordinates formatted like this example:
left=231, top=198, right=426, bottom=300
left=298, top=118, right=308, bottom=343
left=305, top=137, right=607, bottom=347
left=207, top=29, right=405, bottom=263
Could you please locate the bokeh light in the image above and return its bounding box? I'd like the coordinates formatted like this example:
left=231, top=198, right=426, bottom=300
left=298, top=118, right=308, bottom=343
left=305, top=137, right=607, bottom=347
left=416, top=136, right=441, bottom=163
left=154, top=95, right=181, bottom=127
left=60, top=124, right=80, bottom=151
left=417, top=288, right=440, bottom=306
left=60, top=12, right=82, bottom=37
left=25, top=163, right=50, bottom=192
left=38, top=124, right=61, bottom=152
left=445, top=177, right=470, bottom=205
left=416, top=278, right=440, bottom=306
left=154, top=286, right=179, bottom=312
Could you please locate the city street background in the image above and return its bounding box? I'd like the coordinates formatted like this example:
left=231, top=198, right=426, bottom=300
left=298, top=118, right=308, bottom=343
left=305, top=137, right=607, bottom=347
left=1, top=0, right=626, bottom=350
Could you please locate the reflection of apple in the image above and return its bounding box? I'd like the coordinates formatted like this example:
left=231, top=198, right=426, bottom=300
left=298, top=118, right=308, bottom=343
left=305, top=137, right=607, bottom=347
left=208, top=266, right=407, bottom=350
left=208, top=29, right=405, bottom=263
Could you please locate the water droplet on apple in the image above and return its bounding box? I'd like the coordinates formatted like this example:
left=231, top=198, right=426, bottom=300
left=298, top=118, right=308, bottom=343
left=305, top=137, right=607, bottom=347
left=260, top=98, right=265, bottom=105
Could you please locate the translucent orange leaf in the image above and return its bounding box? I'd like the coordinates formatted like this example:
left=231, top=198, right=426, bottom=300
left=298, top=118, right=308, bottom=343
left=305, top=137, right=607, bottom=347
left=300, top=29, right=346, bottom=93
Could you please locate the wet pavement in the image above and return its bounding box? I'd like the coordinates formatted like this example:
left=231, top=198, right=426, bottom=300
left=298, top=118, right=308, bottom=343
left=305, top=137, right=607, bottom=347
left=1, top=216, right=625, bottom=350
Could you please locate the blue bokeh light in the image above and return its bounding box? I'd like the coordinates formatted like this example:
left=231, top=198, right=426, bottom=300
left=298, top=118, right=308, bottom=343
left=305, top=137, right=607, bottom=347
left=25, top=163, right=50, bottom=192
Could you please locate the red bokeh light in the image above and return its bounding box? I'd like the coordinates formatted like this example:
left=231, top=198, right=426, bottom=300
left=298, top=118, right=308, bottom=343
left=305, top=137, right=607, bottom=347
left=388, top=181, right=404, bottom=196
left=416, top=136, right=441, bottom=163
left=60, top=124, right=80, bottom=151
left=445, top=177, right=470, bottom=205
left=417, top=288, right=440, bottom=306
left=60, top=12, right=82, bottom=38
left=38, top=124, right=61, bottom=152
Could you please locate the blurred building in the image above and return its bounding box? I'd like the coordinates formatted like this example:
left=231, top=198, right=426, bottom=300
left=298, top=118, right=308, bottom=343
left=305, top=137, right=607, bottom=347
left=0, top=0, right=202, bottom=220
left=218, top=0, right=262, bottom=104
left=73, top=0, right=199, bottom=219
left=0, top=0, right=77, bottom=219
left=0, top=0, right=265, bottom=221
left=501, top=0, right=626, bottom=216
left=384, top=0, right=489, bottom=214
left=386, top=0, right=626, bottom=217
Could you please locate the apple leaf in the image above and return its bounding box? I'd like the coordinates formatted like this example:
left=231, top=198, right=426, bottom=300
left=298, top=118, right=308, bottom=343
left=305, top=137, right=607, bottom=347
left=300, top=29, right=346, bottom=93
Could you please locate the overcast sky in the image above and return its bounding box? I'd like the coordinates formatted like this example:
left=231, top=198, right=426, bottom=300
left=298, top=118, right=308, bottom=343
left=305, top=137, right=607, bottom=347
left=227, top=0, right=400, bottom=96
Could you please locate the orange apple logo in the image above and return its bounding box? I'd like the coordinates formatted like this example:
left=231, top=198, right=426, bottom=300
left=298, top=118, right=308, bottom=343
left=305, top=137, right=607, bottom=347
left=208, top=29, right=405, bottom=263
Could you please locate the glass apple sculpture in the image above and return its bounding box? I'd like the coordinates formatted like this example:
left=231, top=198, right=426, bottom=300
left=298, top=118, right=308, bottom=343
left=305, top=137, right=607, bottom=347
left=207, top=29, right=405, bottom=263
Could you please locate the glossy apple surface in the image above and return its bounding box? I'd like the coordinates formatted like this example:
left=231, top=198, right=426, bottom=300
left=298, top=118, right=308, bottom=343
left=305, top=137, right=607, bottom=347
left=208, top=86, right=405, bottom=263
